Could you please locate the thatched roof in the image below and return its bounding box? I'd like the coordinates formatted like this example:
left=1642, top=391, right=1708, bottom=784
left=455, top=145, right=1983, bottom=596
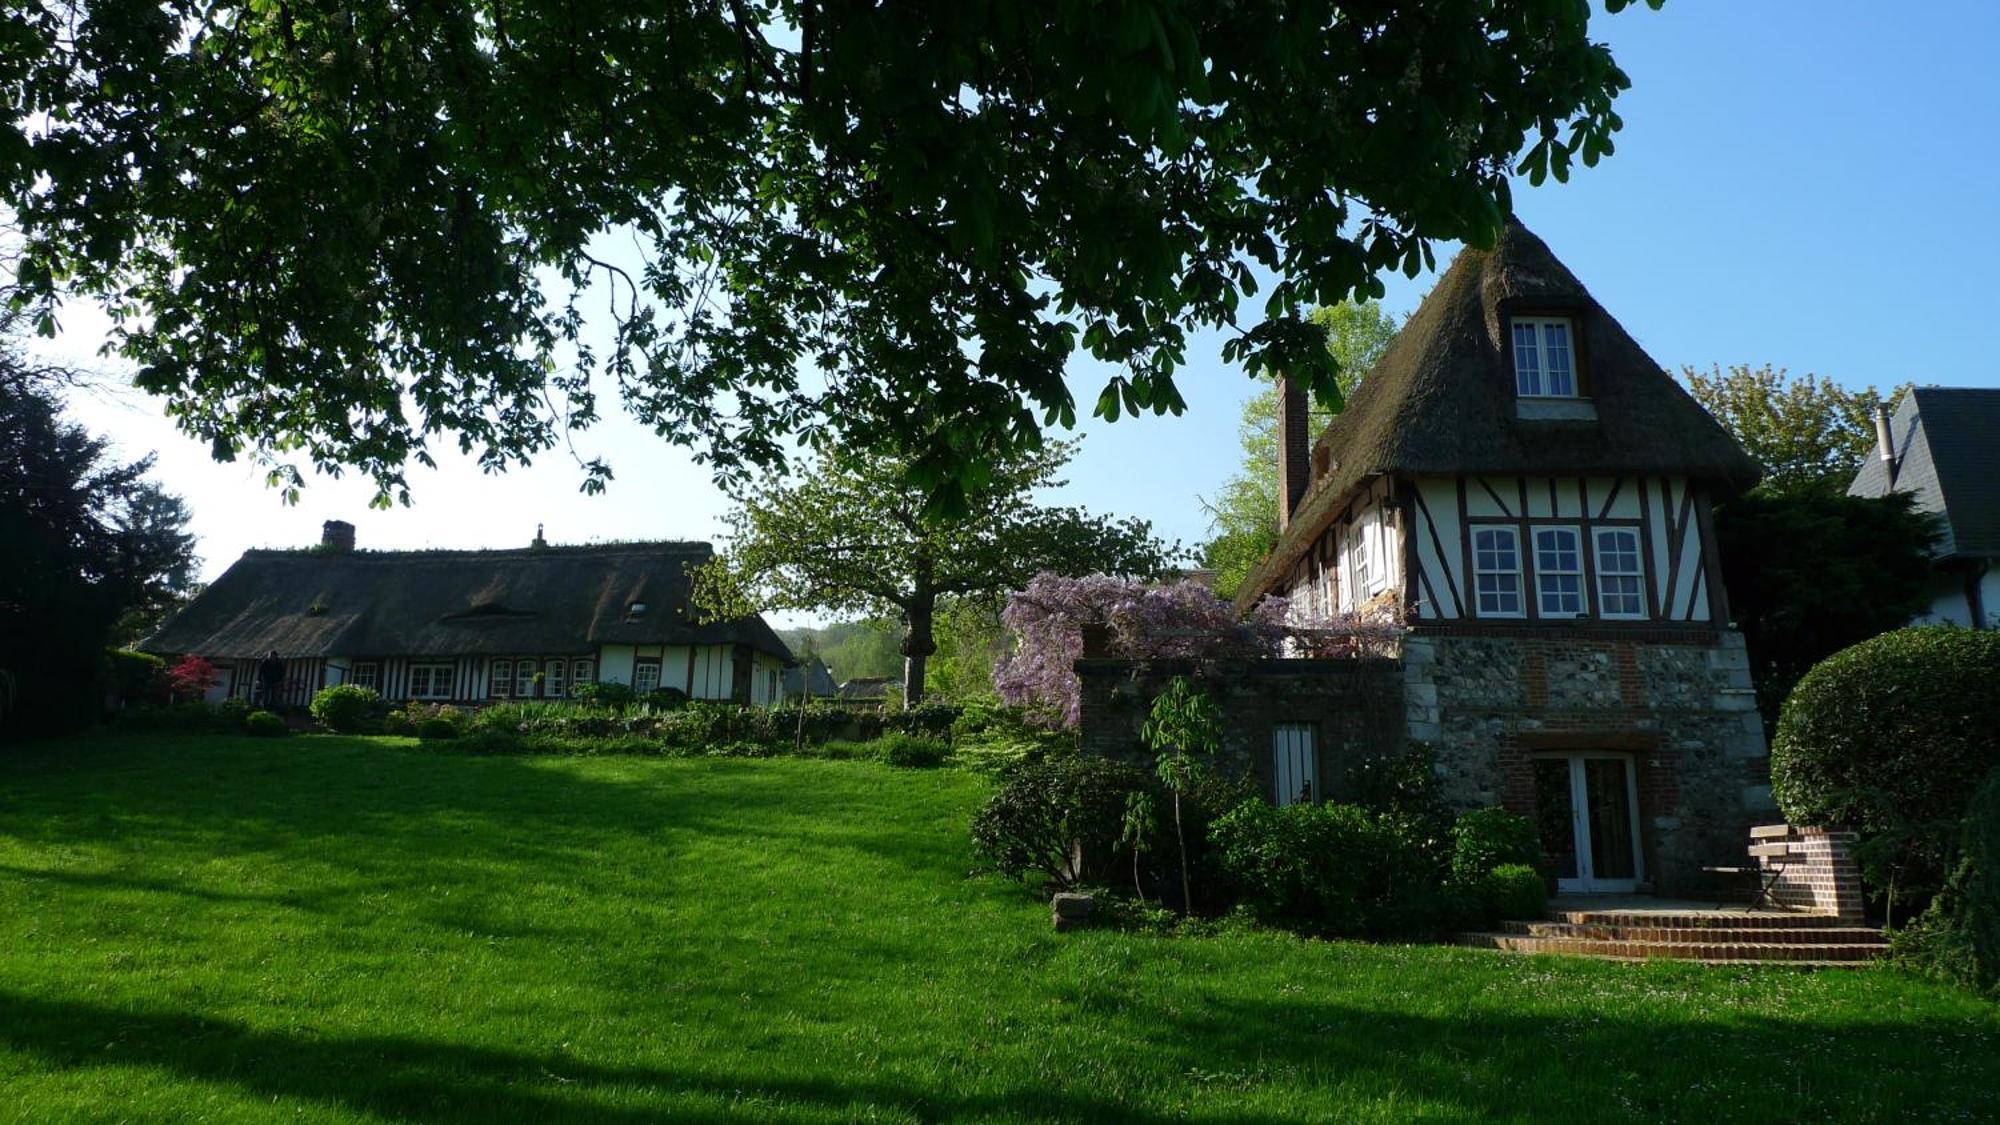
left=1851, top=387, right=2000, bottom=560
left=1240, top=220, right=1758, bottom=604
left=141, top=542, right=793, bottom=662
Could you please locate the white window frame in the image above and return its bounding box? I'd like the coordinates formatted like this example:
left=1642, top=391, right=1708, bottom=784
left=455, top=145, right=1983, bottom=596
left=1533, top=525, right=1588, bottom=618
left=572, top=659, right=594, bottom=692
left=545, top=658, right=567, bottom=698
left=1350, top=519, right=1374, bottom=603
left=350, top=661, right=380, bottom=691
left=408, top=662, right=455, bottom=701
left=490, top=659, right=513, bottom=698
left=514, top=658, right=539, bottom=698
left=1593, top=527, right=1648, bottom=620
left=1472, top=526, right=1525, bottom=618
left=1511, top=316, right=1578, bottom=398
left=633, top=658, right=662, bottom=695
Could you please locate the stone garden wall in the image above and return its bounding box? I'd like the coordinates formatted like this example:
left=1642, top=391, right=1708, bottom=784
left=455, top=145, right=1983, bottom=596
left=1074, top=657, right=1406, bottom=803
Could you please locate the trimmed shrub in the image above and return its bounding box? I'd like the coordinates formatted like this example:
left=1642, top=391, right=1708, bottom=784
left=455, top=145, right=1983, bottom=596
left=1773, top=627, right=2000, bottom=906
left=417, top=716, right=460, bottom=741
left=570, top=681, right=634, bottom=708
left=1211, top=800, right=1384, bottom=935
left=244, top=710, right=288, bottom=737
left=454, top=729, right=524, bottom=755
left=1478, top=863, right=1548, bottom=924
left=1450, top=807, right=1542, bottom=885
left=217, top=698, right=252, bottom=731
left=105, top=649, right=166, bottom=707
left=382, top=708, right=416, bottom=736
left=309, top=684, right=381, bottom=733
left=878, top=732, right=949, bottom=769
left=970, top=754, right=1152, bottom=890
left=1891, top=770, right=2000, bottom=994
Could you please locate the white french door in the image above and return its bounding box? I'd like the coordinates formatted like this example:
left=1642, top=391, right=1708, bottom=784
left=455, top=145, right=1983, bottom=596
left=1533, top=754, right=1644, bottom=893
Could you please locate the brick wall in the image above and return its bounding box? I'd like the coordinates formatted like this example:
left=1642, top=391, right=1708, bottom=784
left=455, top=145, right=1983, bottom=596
left=1757, top=825, right=1866, bottom=921
left=1075, top=657, right=1405, bottom=802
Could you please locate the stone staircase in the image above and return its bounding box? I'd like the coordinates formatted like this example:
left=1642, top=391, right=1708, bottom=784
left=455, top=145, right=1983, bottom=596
left=1457, top=903, right=1887, bottom=967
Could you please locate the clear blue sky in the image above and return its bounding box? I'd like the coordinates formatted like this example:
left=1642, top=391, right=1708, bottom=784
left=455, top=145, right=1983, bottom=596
left=43, top=1, right=2000, bottom=618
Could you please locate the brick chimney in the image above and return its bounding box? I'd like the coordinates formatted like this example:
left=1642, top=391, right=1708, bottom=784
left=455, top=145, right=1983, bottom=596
left=1276, top=373, right=1310, bottom=532
left=320, top=519, right=356, bottom=552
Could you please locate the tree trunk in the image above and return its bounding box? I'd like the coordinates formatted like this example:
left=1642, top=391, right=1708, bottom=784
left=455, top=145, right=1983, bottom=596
left=900, top=585, right=937, bottom=709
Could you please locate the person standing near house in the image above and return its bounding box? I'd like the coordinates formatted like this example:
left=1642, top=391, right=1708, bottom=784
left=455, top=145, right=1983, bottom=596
left=257, top=651, right=286, bottom=709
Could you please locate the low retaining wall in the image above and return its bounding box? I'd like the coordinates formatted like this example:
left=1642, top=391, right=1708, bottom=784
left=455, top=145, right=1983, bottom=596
left=1754, top=824, right=1866, bottom=922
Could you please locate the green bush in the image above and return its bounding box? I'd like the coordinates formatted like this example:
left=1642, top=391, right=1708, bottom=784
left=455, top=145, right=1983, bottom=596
left=244, top=710, right=288, bottom=737
left=104, top=649, right=166, bottom=706
left=570, top=681, right=634, bottom=708
left=1891, top=770, right=2000, bottom=995
left=417, top=716, right=460, bottom=741
left=309, top=684, right=381, bottom=733
left=640, top=687, right=688, bottom=709
left=1450, top=807, right=1541, bottom=885
left=217, top=698, right=252, bottom=731
left=970, top=754, right=1152, bottom=891
left=1478, top=863, right=1548, bottom=924
left=1210, top=800, right=1383, bottom=935
left=878, top=732, right=949, bottom=769
left=1773, top=627, right=2000, bottom=906
left=453, top=729, right=524, bottom=755
left=382, top=708, right=415, bottom=736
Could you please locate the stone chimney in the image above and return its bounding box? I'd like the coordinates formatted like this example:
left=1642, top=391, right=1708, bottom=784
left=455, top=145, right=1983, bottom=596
left=1276, top=373, right=1310, bottom=532
left=1874, top=403, right=1899, bottom=487
left=531, top=523, right=549, bottom=549
left=320, top=519, right=355, bottom=552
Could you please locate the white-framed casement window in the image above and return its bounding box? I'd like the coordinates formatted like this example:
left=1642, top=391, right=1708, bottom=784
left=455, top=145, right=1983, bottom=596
left=545, top=658, right=567, bottom=699
left=1594, top=528, right=1647, bottom=619
left=490, top=659, right=513, bottom=698
left=514, top=658, right=539, bottom=698
left=1349, top=520, right=1374, bottom=604
left=1472, top=527, right=1524, bottom=617
left=351, top=661, right=380, bottom=691
left=633, top=659, right=662, bottom=695
left=1534, top=526, right=1587, bottom=617
left=571, top=659, right=595, bottom=692
left=1511, top=317, right=1577, bottom=398
left=408, top=662, right=455, bottom=700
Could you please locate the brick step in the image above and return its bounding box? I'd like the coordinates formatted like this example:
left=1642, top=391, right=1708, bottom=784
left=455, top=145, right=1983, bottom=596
left=1457, top=932, right=1884, bottom=965
left=1548, top=910, right=1853, bottom=929
left=1505, top=920, right=1886, bottom=945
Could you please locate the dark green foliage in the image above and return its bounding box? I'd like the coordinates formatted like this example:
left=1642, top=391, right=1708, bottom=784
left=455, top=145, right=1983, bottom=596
left=1716, top=491, right=1940, bottom=724
left=1478, top=864, right=1550, bottom=925
left=309, top=685, right=381, bottom=734
left=569, top=682, right=634, bottom=708
left=416, top=717, right=461, bottom=741
left=1891, top=771, right=2000, bottom=995
left=1209, top=800, right=1443, bottom=938
left=877, top=733, right=949, bottom=769
left=1451, top=808, right=1543, bottom=886
left=970, top=754, right=1153, bottom=891
left=1774, top=628, right=2000, bottom=910
left=452, top=730, right=525, bottom=756
left=244, top=711, right=288, bottom=738
left=104, top=650, right=166, bottom=708
left=1347, top=745, right=1456, bottom=874
left=640, top=688, right=688, bottom=710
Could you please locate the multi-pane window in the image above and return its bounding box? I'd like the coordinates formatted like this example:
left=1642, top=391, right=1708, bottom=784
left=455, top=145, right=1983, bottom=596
left=350, top=661, right=380, bottom=691
left=490, top=659, right=513, bottom=698
left=1473, top=527, right=1524, bottom=617
left=572, top=659, right=595, bottom=691
left=515, top=658, right=539, bottom=698
left=1595, top=528, right=1646, bottom=619
left=1512, top=317, right=1577, bottom=397
left=1349, top=521, right=1373, bottom=604
left=545, top=658, right=567, bottom=699
left=1534, top=527, right=1586, bottom=617
left=408, top=662, right=455, bottom=700
left=633, top=659, right=662, bottom=695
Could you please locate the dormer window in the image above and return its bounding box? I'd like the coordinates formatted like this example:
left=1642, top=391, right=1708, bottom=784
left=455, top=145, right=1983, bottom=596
left=1511, top=316, right=1578, bottom=398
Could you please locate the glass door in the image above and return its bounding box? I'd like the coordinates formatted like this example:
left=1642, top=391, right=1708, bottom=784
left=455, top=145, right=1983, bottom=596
left=1534, top=755, right=1642, bottom=893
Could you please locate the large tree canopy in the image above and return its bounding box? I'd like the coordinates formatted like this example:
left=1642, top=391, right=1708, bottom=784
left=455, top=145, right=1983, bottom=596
left=1681, top=364, right=1905, bottom=497
left=6, top=1, right=1656, bottom=510
left=694, top=439, right=1176, bottom=705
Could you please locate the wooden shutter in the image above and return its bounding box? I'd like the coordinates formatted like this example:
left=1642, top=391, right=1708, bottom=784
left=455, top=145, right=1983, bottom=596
left=1271, top=724, right=1318, bottom=807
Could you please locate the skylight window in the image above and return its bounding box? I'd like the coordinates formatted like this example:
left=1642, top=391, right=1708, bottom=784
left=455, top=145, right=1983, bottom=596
left=1512, top=317, right=1577, bottom=398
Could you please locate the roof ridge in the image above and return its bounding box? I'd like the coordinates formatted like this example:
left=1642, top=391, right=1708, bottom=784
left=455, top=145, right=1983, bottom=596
left=241, top=540, right=714, bottom=560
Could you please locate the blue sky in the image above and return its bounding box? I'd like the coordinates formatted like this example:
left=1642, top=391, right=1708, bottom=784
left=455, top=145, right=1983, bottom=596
left=44, top=1, right=2000, bottom=617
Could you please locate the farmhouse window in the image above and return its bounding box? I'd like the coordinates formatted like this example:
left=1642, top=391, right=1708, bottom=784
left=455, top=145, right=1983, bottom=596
left=633, top=658, right=662, bottom=695
left=1534, top=527, right=1587, bottom=617
left=490, top=660, right=513, bottom=698
left=545, top=659, right=567, bottom=698
left=351, top=661, right=380, bottom=691
left=1594, top=528, right=1646, bottom=619
left=408, top=663, right=455, bottom=700
left=572, top=659, right=595, bottom=691
left=1473, top=527, right=1524, bottom=617
left=515, top=659, right=539, bottom=698
left=1511, top=317, right=1577, bottom=398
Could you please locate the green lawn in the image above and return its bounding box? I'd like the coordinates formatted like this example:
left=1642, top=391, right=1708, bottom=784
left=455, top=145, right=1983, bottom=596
left=0, top=736, right=1995, bottom=1123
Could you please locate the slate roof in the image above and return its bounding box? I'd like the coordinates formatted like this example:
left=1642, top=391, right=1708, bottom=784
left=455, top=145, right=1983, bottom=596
left=1850, top=387, right=2000, bottom=560
left=1239, top=220, right=1759, bottom=606
left=141, top=541, right=793, bottom=662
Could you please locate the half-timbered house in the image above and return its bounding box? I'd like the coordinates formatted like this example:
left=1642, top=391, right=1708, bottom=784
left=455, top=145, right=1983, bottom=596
left=141, top=528, right=792, bottom=709
left=1224, top=219, right=1773, bottom=895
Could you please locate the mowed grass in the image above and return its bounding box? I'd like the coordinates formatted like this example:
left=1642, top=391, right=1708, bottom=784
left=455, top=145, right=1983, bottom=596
left=0, top=737, right=1995, bottom=1123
